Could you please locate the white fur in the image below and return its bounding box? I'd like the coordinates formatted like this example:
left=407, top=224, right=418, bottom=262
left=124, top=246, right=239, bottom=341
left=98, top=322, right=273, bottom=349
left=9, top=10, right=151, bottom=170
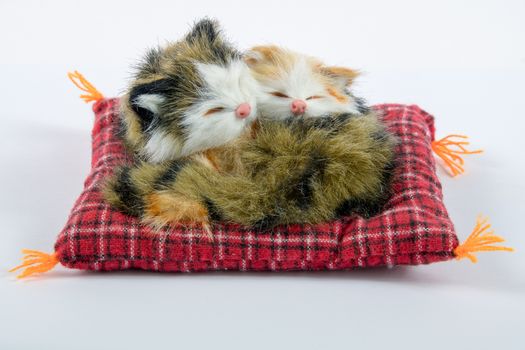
left=255, top=56, right=360, bottom=119
left=144, top=130, right=183, bottom=163
left=179, top=60, right=261, bottom=157
left=134, top=94, right=165, bottom=115
left=133, top=93, right=184, bottom=162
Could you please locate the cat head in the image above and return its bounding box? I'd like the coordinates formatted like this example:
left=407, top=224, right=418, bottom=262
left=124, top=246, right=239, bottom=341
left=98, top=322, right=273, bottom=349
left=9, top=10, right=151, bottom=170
left=121, top=19, right=261, bottom=163
left=245, top=45, right=367, bottom=119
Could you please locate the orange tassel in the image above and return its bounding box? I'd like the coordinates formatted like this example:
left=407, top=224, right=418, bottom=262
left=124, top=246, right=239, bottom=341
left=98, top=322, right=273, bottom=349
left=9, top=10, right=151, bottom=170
left=431, top=134, right=483, bottom=176
left=67, top=70, right=104, bottom=103
left=9, top=249, right=59, bottom=279
left=454, top=216, right=514, bottom=263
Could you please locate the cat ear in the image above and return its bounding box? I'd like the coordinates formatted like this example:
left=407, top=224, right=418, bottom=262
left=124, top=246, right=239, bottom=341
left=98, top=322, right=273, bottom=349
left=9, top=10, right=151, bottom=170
left=135, top=47, right=163, bottom=78
left=244, top=46, right=280, bottom=66
left=244, top=49, right=263, bottom=66
left=320, top=66, right=359, bottom=89
left=185, top=18, right=222, bottom=43
left=129, top=79, right=172, bottom=131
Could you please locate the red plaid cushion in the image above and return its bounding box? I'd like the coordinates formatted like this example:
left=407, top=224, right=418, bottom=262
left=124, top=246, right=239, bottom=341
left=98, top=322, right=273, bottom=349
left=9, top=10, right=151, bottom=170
left=53, top=98, right=458, bottom=272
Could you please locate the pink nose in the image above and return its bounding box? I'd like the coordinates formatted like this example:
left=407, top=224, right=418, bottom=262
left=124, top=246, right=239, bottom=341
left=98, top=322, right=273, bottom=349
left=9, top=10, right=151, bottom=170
left=291, top=99, right=307, bottom=115
left=235, top=103, right=251, bottom=119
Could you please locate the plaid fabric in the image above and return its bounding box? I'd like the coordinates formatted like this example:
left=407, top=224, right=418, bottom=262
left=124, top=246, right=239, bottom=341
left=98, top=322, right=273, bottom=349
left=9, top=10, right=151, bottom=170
left=54, top=98, right=458, bottom=272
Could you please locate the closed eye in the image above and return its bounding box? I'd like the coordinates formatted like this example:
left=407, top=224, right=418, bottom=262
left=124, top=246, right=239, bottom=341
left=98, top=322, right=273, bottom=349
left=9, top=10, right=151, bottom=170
left=306, top=95, right=323, bottom=100
left=270, top=91, right=289, bottom=98
left=204, top=107, right=225, bottom=116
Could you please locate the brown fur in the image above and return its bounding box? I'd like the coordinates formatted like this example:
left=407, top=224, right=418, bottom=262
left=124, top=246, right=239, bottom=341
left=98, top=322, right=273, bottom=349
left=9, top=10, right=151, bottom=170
left=144, top=192, right=210, bottom=228
left=103, top=111, right=397, bottom=231
left=326, top=86, right=349, bottom=103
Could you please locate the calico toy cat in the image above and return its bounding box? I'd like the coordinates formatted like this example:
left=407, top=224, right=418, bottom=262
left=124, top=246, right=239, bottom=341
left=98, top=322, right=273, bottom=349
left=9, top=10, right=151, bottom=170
left=119, top=18, right=260, bottom=164
left=105, top=18, right=263, bottom=232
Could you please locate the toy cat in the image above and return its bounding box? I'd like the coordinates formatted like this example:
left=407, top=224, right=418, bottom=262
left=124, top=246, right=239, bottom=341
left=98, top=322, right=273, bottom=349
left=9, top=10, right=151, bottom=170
left=119, top=18, right=260, bottom=164
left=245, top=45, right=369, bottom=119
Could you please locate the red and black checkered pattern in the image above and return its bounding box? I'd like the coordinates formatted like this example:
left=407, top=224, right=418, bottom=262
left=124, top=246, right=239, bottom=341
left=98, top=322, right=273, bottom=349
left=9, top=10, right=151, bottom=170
left=54, top=98, right=458, bottom=272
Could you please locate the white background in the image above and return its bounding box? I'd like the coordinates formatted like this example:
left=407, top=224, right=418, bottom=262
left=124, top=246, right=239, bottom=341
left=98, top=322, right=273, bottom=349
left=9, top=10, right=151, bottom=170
left=1, top=1, right=524, bottom=349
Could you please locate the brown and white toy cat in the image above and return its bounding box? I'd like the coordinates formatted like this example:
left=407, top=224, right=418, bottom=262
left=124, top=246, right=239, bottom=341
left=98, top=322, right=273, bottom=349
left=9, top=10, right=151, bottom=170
left=244, top=45, right=369, bottom=120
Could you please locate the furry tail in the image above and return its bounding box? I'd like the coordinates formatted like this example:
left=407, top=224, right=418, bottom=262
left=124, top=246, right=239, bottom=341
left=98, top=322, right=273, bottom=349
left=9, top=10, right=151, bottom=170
left=102, top=165, right=146, bottom=217
left=102, top=161, right=184, bottom=218
left=102, top=160, right=217, bottom=229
